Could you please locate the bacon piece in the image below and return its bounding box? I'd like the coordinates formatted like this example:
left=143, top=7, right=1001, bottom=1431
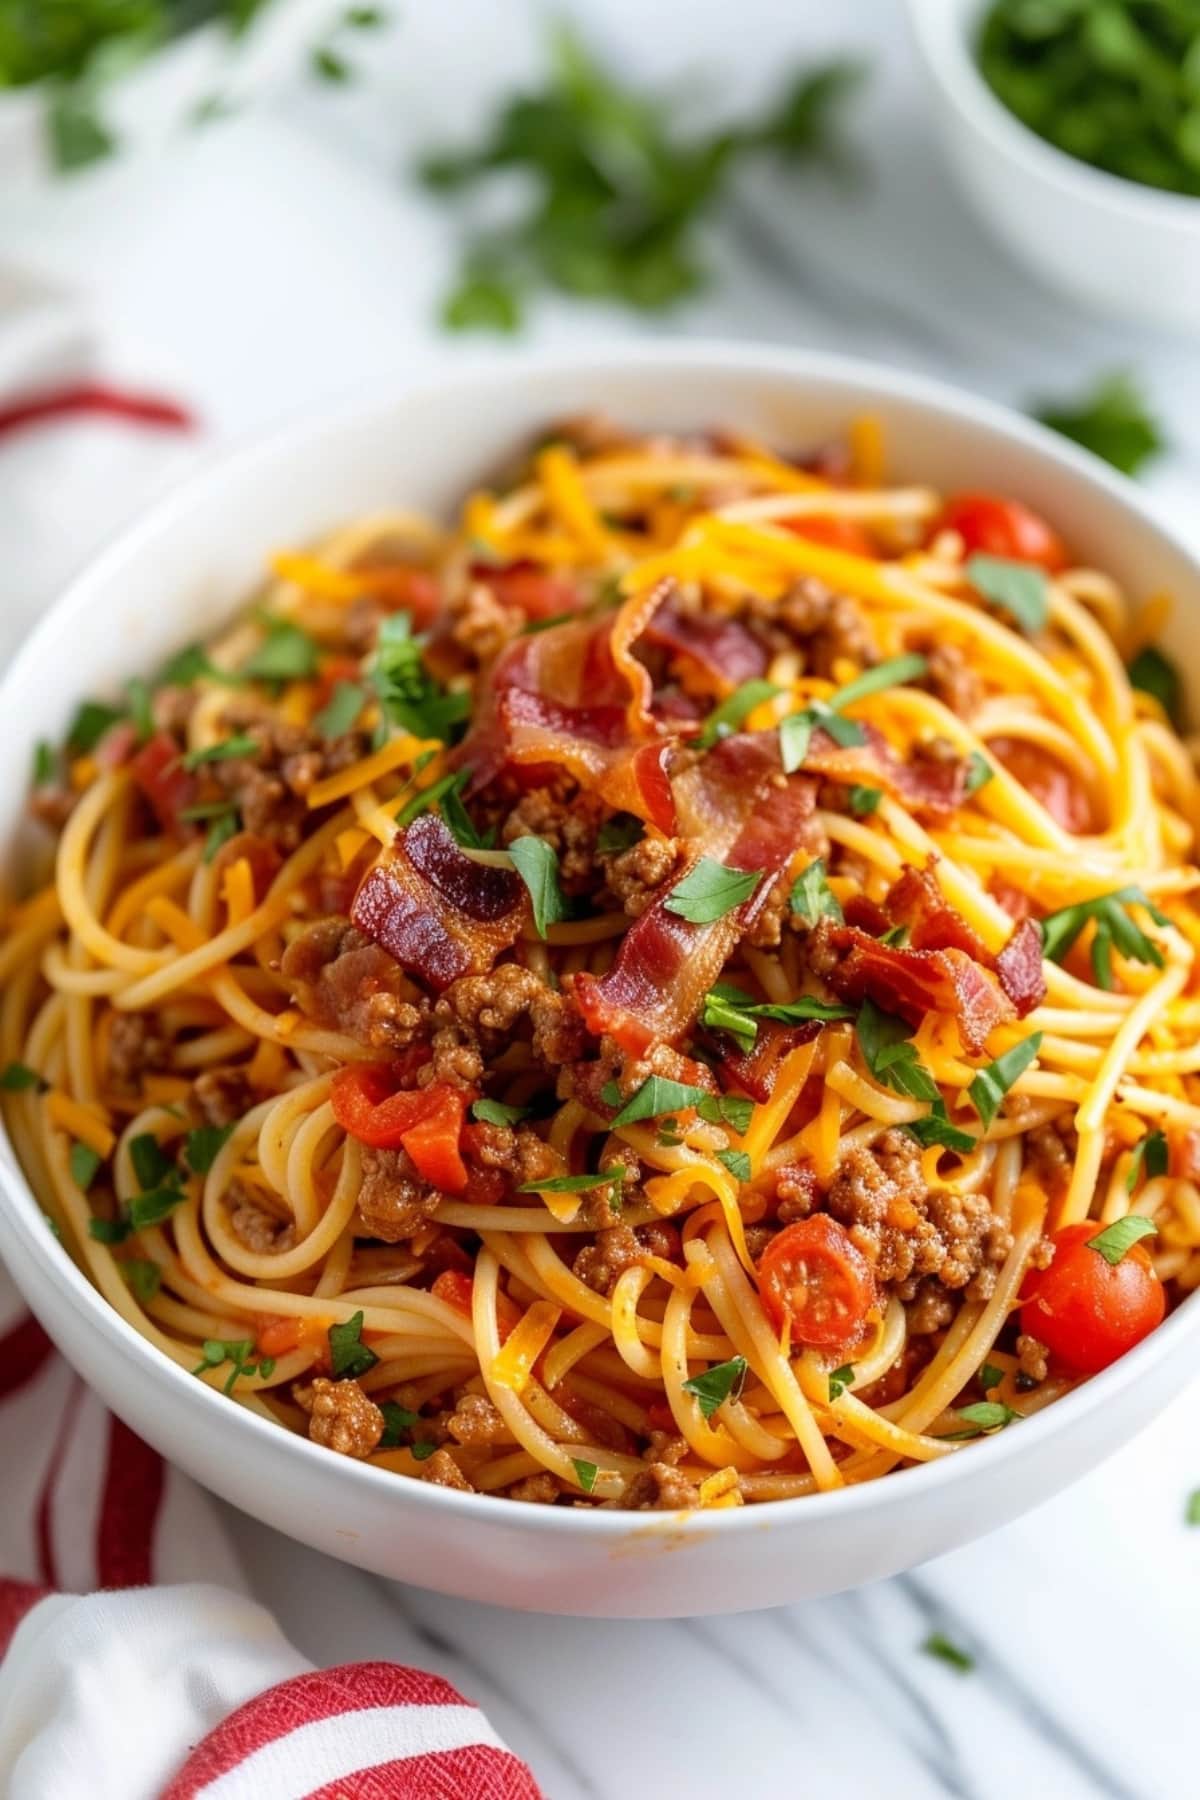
left=884, top=863, right=1046, bottom=1018
left=351, top=815, right=525, bottom=992
left=823, top=928, right=1013, bottom=1057
left=806, top=725, right=967, bottom=819
left=715, top=1021, right=820, bottom=1102
left=573, top=736, right=819, bottom=1053
left=990, top=737, right=1096, bottom=834
left=994, top=918, right=1046, bottom=1018
left=643, top=595, right=768, bottom=689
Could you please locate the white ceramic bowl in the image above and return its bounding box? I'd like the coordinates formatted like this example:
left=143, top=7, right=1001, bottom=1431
left=907, top=0, right=1200, bottom=333
left=2, top=343, right=1199, bottom=1619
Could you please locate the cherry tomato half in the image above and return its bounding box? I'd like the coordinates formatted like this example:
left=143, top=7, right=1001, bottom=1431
left=1020, top=1221, right=1165, bottom=1375
left=940, top=492, right=1068, bottom=572
left=758, top=1215, right=877, bottom=1350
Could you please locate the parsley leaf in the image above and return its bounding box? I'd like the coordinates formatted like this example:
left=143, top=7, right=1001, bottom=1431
left=313, top=679, right=367, bottom=739
left=964, top=751, right=994, bottom=795
left=1186, top=1490, right=1200, bottom=1528
left=966, top=555, right=1049, bottom=633
left=789, top=857, right=844, bottom=925
left=827, top=1363, right=855, bottom=1399
left=968, top=1033, right=1043, bottom=1129
left=0, top=1061, right=47, bottom=1093
left=128, top=1187, right=185, bottom=1231
left=33, top=740, right=57, bottom=786
left=183, top=1124, right=236, bottom=1175
left=945, top=1400, right=1020, bottom=1439
left=378, top=1402, right=423, bottom=1448
left=596, top=814, right=644, bottom=855
left=371, top=613, right=470, bottom=742
left=827, top=653, right=929, bottom=710
left=121, top=1259, right=162, bottom=1303
left=696, top=679, right=781, bottom=749
left=905, top=1103, right=977, bottom=1154
left=193, top=1336, right=273, bottom=1396
left=66, top=699, right=124, bottom=755
left=518, top=1168, right=626, bottom=1194
left=180, top=734, right=259, bottom=770
left=663, top=857, right=761, bottom=924
left=922, top=1632, right=974, bottom=1674
left=1086, top=1215, right=1158, bottom=1266
left=779, top=655, right=927, bottom=774
left=508, top=835, right=567, bottom=938
left=608, top=1075, right=711, bottom=1128
left=130, top=1133, right=174, bottom=1190
left=1128, top=645, right=1182, bottom=725
left=855, top=999, right=938, bottom=1103
left=571, top=1457, right=599, bottom=1494
left=437, top=770, right=493, bottom=849
left=89, top=1217, right=132, bottom=1245
left=472, top=1098, right=532, bottom=1127
left=845, top=784, right=882, bottom=817
left=979, top=1363, right=1003, bottom=1394
left=716, top=1148, right=752, bottom=1182
left=1126, top=1128, right=1168, bottom=1194
left=328, top=1310, right=379, bottom=1379
left=682, top=1355, right=748, bottom=1420
left=241, top=616, right=320, bottom=682
left=1038, top=886, right=1169, bottom=988
left=1034, top=373, right=1164, bottom=478
left=203, top=807, right=241, bottom=863
left=69, top=1142, right=102, bottom=1191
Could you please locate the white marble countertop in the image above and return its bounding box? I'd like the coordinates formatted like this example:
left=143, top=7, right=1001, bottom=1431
left=2, top=3, right=1199, bottom=1795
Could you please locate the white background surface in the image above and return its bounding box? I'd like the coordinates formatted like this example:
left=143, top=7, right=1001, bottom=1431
left=1, top=3, right=1198, bottom=1795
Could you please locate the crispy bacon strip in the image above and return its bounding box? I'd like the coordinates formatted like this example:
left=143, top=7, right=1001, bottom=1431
left=806, top=725, right=967, bottom=819
left=883, top=863, right=1046, bottom=1018
left=573, top=736, right=818, bottom=1053
left=643, top=594, right=767, bottom=690
left=823, top=927, right=1013, bottom=1057
left=715, top=1021, right=821, bottom=1102
left=351, top=815, right=525, bottom=992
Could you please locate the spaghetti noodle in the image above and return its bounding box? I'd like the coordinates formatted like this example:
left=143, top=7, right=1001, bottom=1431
left=3, top=416, right=1198, bottom=1509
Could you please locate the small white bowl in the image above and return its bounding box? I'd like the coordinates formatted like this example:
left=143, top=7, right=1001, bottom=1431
left=907, top=0, right=1200, bottom=333
left=2, top=343, right=1199, bottom=1618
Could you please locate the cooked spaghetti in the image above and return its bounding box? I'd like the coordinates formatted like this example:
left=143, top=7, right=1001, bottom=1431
left=3, top=416, right=1199, bottom=1510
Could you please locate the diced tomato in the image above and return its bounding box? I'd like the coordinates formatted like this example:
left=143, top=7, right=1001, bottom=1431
left=330, top=1065, right=469, bottom=1192
left=431, top=1269, right=475, bottom=1315
left=644, top=1400, right=677, bottom=1435
left=357, top=566, right=441, bottom=624
left=785, top=515, right=877, bottom=557
left=940, top=492, right=1068, bottom=572
left=990, top=737, right=1095, bottom=834
left=1019, top=1221, right=1164, bottom=1374
left=757, top=1215, right=877, bottom=1350
left=130, top=731, right=195, bottom=833
left=474, top=562, right=581, bottom=620
left=256, top=1315, right=302, bottom=1359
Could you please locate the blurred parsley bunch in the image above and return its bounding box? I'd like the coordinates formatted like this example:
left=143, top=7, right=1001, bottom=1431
left=419, top=26, right=868, bottom=331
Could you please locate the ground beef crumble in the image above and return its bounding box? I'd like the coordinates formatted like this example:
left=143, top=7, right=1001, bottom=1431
left=603, top=835, right=681, bottom=917
left=355, top=1146, right=442, bottom=1243
left=225, top=1178, right=295, bottom=1254
left=210, top=714, right=372, bottom=853
left=500, top=786, right=605, bottom=890
left=421, top=1448, right=474, bottom=1491
left=620, top=1461, right=700, bottom=1510
left=744, top=577, right=879, bottom=678
left=280, top=918, right=425, bottom=1051
left=826, top=1129, right=1011, bottom=1294
left=108, top=1012, right=171, bottom=1087
left=434, top=963, right=586, bottom=1067
left=192, top=1066, right=253, bottom=1128
left=301, top=1377, right=384, bottom=1458
left=1016, top=1332, right=1049, bottom=1384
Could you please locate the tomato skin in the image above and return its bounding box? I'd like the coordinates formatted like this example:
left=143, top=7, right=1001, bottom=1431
left=1020, top=1221, right=1165, bottom=1374
left=785, top=515, right=877, bottom=557
left=130, top=731, right=195, bottom=833
left=990, top=736, right=1095, bottom=834
left=941, top=492, right=1068, bottom=572
left=758, top=1215, right=877, bottom=1350
left=330, top=1066, right=469, bottom=1192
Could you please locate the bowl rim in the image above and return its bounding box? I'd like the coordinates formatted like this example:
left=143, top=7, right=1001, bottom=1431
left=906, top=0, right=1200, bottom=233
left=3, top=334, right=1199, bottom=1539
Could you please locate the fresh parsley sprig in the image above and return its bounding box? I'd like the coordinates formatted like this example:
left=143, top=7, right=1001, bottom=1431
left=193, top=1337, right=276, bottom=1396
left=1038, top=886, right=1170, bottom=989
left=682, top=1355, right=748, bottom=1420
left=779, top=653, right=928, bottom=774
left=663, top=858, right=761, bottom=924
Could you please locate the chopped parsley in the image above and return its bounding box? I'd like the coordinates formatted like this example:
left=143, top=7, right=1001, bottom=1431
left=69, top=1142, right=102, bottom=1191
left=789, top=857, right=844, bottom=926
left=180, top=734, right=259, bottom=770
left=596, top=813, right=644, bottom=855
left=130, top=1133, right=174, bottom=1189
left=329, top=1310, right=379, bottom=1380
left=508, top=835, right=567, bottom=938
left=127, top=677, right=154, bottom=742
left=312, top=679, right=367, bottom=739
left=682, top=1354, right=748, bottom=1420
left=33, top=740, right=57, bottom=786
left=1128, top=645, right=1182, bottom=725
left=121, top=1259, right=162, bottom=1303
left=571, top=1458, right=599, bottom=1494
left=66, top=698, right=124, bottom=755
left=855, top=1000, right=938, bottom=1103
left=378, top=1401, right=438, bottom=1457
left=779, top=653, right=928, bottom=774
left=905, top=1104, right=977, bottom=1155
left=603, top=1075, right=753, bottom=1136
left=1086, top=1215, right=1158, bottom=1267
left=395, top=770, right=465, bottom=830
left=963, top=751, right=994, bottom=795
left=716, top=1148, right=752, bottom=1182
left=845, top=784, right=882, bottom=817
left=979, top=1363, right=1003, bottom=1394
left=0, top=1061, right=47, bottom=1092
left=438, top=770, right=494, bottom=849
left=1126, top=1128, right=1168, bottom=1194
left=945, top=1400, right=1020, bottom=1439
left=1034, top=372, right=1164, bottom=478
left=827, top=1363, right=855, bottom=1400
left=968, top=1033, right=1043, bottom=1130
left=1038, top=886, right=1169, bottom=989
left=160, top=643, right=231, bottom=686
left=193, top=1337, right=276, bottom=1395
left=1186, top=1490, right=1200, bottom=1528
left=88, top=1217, right=131, bottom=1244
left=371, top=612, right=470, bottom=742
left=472, top=1098, right=533, bottom=1127
left=696, top=678, right=781, bottom=749
left=241, top=616, right=321, bottom=683
left=700, top=982, right=853, bottom=1052
left=921, top=1632, right=974, bottom=1674
left=183, top=1123, right=236, bottom=1175
left=518, top=1168, right=627, bottom=1194
left=965, top=555, right=1048, bottom=634
left=663, top=857, right=761, bottom=924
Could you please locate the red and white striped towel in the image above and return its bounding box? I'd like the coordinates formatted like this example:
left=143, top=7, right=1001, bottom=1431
left=0, top=1269, right=542, bottom=1799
